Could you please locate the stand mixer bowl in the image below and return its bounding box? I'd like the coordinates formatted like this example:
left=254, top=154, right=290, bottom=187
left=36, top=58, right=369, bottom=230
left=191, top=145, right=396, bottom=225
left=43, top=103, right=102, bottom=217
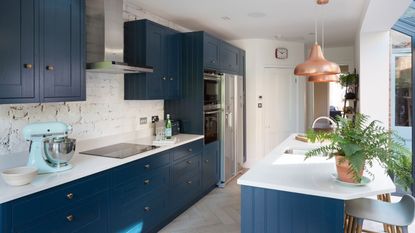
left=43, top=137, right=76, bottom=166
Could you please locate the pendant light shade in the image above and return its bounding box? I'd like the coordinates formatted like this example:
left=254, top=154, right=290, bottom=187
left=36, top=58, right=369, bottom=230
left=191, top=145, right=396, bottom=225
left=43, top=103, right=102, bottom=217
left=294, top=44, right=340, bottom=77
left=308, top=74, right=339, bottom=83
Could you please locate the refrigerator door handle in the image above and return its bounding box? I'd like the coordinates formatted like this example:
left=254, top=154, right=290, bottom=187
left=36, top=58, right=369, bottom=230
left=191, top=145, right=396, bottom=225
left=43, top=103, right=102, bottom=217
left=227, top=112, right=233, bottom=128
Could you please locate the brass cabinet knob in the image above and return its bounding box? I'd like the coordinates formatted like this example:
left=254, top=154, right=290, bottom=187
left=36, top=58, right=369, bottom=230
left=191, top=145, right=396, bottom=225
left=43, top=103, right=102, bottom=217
left=144, top=164, right=150, bottom=169
left=24, top=64, right=33, bottom=69
left=66, top=214, right=74, bottom=222
left=186, top=160, right=192, bottom=164
left=186, top=180, right=192, bottom=184
left=188, top=148, right=192, bottom=152
left=144, top=206, right=151, bottom=212
left=205, top=159, right=209, bottom=163
left=144, top=179, right=150, bottom=185
left=66, top=193, right=74, bottom=200
left=170, top=77, right=173, bottom=81
left=162, top=77, right=167, bottom=80
left=211, top=60, right=216, bottom=64
left=46, top=65, right=54, bottom=71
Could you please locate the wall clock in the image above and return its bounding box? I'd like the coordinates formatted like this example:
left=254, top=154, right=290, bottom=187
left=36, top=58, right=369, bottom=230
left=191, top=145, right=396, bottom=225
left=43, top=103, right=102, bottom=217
left=275, top=48, right=288, bottom=59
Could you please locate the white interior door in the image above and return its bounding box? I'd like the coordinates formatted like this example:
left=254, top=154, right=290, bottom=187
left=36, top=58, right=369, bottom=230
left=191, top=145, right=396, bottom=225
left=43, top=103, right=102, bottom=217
left=262, top=67, right=299, bottom=155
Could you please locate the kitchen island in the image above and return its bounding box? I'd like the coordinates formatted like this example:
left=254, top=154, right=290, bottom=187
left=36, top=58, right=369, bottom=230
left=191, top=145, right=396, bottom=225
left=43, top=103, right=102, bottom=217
left=237, top=134, right=395, bottom=233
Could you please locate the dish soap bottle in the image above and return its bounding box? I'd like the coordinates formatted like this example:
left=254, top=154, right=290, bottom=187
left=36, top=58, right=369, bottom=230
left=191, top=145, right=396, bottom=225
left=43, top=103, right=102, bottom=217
left=165, top=114, right=172, bottom=139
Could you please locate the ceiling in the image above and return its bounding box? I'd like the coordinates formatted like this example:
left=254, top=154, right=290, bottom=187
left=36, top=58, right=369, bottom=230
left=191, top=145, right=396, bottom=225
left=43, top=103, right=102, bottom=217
left=127, top=0, right=368, bottom=47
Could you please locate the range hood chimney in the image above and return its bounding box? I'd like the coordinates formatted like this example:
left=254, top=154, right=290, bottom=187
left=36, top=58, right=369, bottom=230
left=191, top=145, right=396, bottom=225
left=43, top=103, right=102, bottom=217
left=86, top=0, right=153, bottom=74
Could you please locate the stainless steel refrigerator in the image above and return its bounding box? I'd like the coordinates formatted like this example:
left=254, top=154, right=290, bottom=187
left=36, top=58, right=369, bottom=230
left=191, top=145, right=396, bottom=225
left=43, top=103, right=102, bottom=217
left=219, top=73, right=245, bottom=187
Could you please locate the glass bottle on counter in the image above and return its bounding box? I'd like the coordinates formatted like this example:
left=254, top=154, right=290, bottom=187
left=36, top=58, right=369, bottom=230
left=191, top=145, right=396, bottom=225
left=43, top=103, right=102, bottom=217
left=165, top=114, right=172, bottom=139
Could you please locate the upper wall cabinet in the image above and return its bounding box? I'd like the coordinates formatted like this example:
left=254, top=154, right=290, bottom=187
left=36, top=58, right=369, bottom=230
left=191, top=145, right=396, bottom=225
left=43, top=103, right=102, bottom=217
left=202, top=33, right=242, bottom=75
left=124, top=20, right=180, bottom=100
left=40, top=0, right=85, bottom=102
left=0, top=0, right=85, bottom=104
left=0, top=0, right=38, bottom=103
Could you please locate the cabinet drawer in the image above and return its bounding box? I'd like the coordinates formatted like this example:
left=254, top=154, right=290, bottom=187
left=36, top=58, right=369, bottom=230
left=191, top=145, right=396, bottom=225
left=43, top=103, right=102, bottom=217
left=172, top=140, right=203, bottom=161
left=170, top=174, right=202, bottom=211
left=173, top=153, right=201, bottom=185
left=110, top=191, right=168, bottom=233
left=12, top=173, right=108, bottom=226
left=112, top=166, right=170, bottom=201
left=111, top=150, right=170, bottom=186
left=13, top=191, right=109, bottom=233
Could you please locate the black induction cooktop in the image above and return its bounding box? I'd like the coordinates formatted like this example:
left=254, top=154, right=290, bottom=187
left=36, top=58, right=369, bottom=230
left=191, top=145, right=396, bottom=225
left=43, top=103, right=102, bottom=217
left=80, top=143, right=159, bottom=159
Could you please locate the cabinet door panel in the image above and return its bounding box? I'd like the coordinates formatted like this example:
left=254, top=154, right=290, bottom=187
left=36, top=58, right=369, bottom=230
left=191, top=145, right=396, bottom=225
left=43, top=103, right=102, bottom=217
left=0, top=0, right=37, bottom=102
left=165, top=29, right=180, bottom=99
left=204, top=34, right=220, bottom=69
left=220, top=43, right=239, bottom=73
left=41, top=0, right=84, bottom=101
left=203, top=141, right=220, bottom=190
left=146, top=23, right=164, bottom=99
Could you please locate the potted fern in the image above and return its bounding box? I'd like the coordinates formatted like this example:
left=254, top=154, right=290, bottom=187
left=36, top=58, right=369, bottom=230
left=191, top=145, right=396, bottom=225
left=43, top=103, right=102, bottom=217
left=306, top=114, right=413, bottom=191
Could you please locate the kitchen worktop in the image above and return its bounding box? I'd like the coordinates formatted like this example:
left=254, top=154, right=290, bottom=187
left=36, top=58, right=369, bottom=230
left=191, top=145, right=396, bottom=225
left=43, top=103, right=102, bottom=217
left=237, top=134, right=396, bottom=200
left=0, top=132, right=204, bottom=204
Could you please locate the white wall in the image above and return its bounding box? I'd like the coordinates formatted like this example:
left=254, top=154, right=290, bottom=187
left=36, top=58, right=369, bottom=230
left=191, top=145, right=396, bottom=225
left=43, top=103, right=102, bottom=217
left=358, top=31, right=390, bottom=126
left=230, top=39, right=305, bottom=167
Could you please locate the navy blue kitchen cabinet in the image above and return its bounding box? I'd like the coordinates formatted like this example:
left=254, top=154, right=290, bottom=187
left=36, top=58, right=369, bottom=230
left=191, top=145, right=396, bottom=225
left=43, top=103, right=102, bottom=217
left=40, top=0, right=86, bottom=102
left=202, top=33, right=241, bottom=74
left=0, top=0, right=38, bottom=104
left=239, top=49, right=246, bottom=76
left=0, top=139, right=215, bottom=233
left=0, top=0, right=85, bottom=104
left=203, top=34, right=221, bottom=70
left=219, top=42, right=240, bottom=74
left=124, top=20, right=180, bottom=100
left=202, top=141, right=220, bottom=191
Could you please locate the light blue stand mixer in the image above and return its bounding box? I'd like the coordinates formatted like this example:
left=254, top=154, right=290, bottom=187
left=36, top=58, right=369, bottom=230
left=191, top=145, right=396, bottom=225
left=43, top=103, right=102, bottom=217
left=23, top=122, right=76, bottom=174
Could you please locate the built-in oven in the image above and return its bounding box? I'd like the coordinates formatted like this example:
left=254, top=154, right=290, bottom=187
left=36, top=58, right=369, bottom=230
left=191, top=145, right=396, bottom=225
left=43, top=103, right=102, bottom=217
left=204, top=109, right=221, bottom=144
left=204, top=72, right=222, bottom=111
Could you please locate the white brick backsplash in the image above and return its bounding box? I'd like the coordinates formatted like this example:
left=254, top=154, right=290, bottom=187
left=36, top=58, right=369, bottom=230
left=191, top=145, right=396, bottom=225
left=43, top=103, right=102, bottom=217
left=0, top=72, right=164, bottom=155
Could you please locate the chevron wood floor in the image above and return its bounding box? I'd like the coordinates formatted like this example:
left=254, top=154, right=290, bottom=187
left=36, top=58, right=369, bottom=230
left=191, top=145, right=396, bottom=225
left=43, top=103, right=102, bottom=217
left=159, top=176, right=241, bottom=233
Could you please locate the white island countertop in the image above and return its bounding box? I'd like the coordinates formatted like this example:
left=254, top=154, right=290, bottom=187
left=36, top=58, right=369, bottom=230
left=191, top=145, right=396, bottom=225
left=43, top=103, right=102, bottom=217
left=237, top=134, right=396, bottom=200
left=0, top=133, right=204, bottom=204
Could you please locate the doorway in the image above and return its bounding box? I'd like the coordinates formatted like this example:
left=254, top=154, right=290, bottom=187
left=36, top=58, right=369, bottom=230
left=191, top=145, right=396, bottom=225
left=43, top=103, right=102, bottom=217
left=260, top=67, right=300, bottom=156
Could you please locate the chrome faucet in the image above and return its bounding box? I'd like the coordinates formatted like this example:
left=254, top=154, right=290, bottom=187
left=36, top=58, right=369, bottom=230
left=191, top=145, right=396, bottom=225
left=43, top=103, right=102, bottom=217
left=312, top=116, right=337, bottom=130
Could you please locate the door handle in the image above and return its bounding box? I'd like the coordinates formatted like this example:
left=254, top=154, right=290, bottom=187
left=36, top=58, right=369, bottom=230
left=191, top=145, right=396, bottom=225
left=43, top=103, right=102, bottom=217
left=46, top=65, right=54, bottom=71
left=24, top=64, right=33, bottom=69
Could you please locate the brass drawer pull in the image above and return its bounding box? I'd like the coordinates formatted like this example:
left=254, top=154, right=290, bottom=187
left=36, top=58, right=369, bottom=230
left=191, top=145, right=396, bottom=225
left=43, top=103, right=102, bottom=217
left=186, top=180, right=192, bottom=184
left=46, top=65, right=54, bottom=71
left=162, top=77, right=167, bottom=80
left=188, top=148, right=193, bottom=152
left=66, top=214, right=74, bottom=222
left=144, top=179, right=150, bottom=185
left=186, top=160, right=192, bottom=164
left=211, top=60, right=216, bottom=64
left=24, top=64, right=33, bottom=69
left=144, top=164, right=151, bottom=169
left=144, top=206, right=151, bottom=212
left=66, top=192, right=74, bottom=200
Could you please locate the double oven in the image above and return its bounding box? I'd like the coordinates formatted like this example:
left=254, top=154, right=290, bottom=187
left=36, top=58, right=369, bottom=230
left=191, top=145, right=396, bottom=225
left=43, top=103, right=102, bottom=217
left=204, top=72, right=223, bottom=144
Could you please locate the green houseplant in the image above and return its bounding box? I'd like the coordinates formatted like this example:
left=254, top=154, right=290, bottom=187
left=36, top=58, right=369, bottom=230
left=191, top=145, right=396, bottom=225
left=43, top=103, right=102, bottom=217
left=305, top=114, right=413, bottom=191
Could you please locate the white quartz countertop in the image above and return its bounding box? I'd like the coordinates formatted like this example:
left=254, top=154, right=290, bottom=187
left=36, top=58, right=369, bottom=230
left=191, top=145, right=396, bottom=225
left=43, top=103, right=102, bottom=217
left=0, top=133, right=204, bottom=204
left=237, top=134, right=396, bottom=200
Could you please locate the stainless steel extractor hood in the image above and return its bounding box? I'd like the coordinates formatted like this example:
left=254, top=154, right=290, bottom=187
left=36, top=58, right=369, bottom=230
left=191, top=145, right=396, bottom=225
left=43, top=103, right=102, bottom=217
left=86, top=0, right=153, bottom=74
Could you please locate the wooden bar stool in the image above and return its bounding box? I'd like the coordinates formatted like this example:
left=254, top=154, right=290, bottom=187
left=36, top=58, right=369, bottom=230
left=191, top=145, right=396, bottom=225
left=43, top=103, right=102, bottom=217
left=344, top=195, right=415, bottom=233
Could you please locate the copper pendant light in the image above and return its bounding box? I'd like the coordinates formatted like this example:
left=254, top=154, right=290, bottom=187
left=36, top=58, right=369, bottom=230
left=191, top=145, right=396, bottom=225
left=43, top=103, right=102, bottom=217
left=294, top=0, right=340, bottom=77
left=317, top=0, right=329, bottom=5
left=308, top=74, right=339, bottom=82
left=294, top=44, right=340, bottom=76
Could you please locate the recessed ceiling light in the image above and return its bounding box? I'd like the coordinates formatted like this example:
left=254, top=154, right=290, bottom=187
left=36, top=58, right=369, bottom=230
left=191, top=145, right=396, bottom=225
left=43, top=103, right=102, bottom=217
left=221, top=16, right=231, bottom=21
left=247, top=12, right=266, bottom=18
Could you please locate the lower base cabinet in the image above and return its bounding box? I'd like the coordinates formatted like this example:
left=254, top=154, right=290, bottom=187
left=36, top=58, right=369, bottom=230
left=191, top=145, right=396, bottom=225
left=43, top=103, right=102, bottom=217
left=0, top=139, right=219, bottom=233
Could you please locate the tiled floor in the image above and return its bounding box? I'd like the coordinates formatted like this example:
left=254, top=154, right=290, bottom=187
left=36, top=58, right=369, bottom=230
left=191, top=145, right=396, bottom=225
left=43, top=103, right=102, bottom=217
left=160, top=176, right=415, bottom=233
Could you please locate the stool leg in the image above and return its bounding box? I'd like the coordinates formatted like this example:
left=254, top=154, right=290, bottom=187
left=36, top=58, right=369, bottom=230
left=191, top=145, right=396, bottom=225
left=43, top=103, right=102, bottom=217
left=356, top=218, right=364, bottom=233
